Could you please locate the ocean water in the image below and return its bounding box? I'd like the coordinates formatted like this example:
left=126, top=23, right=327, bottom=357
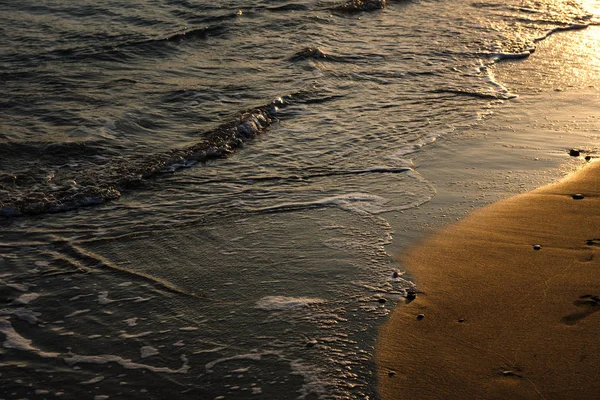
left=0, top=0, right=597, bottom=398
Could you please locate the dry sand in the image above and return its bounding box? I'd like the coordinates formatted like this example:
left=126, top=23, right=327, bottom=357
left=377, top=161, right=600, bottom=399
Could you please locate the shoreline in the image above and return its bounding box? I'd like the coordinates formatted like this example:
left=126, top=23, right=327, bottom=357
left=377, top=160, right=600, bottom=399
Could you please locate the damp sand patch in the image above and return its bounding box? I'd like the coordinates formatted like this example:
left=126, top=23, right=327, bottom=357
left=377, top=162, right=600, bottom=399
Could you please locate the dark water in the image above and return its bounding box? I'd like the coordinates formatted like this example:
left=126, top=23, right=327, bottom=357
left=0, top=0, right=595, bottom=398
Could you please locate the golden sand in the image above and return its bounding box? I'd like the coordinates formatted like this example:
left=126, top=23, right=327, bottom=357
left=377, top=162, right=600, bottom=399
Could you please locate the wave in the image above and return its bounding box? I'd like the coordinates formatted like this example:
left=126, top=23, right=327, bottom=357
left=0, top=98, right=286, bottom=217
left=329, top=0, right=386, bottom=13
left=533, top=22, right=589, bottom=42
left=289, top=47, right=330, bottom=62
left=288, top=47, right=373, bottom=63
left=3, top=24, right=229, bottom=68
left=265, top=3, right=310, bottom=12
left=431, top=88, right=516, bottom=100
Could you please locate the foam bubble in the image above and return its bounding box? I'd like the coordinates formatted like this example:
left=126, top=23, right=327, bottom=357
left=2, top=281, right=31, bottom=292
left=65, top=352, right=189, bottom=374
left=97, top=291, right=114, bottom=305
left=140, top=346, right=159, bottom=359
left=205, top=351, right=280, bottom=373
left=179, top=326, right=199, bottom=331
left=10, top=293, right=40, bottom=305
left=65, top=309, right=90, bottom=318
left=289, top=359, right=327, bottom=399
left=256, top=296, right=325, bottom=311
left=34, top=261, right=50, bottom=267
left=193, top=346, right=226, bottom=355
left=0, top=317, right=59, bottom=358
left=81, top=376, right=105, bottom=385
left=119, top=331, right=152, bottom=339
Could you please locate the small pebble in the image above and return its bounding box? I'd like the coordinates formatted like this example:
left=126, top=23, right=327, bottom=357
left=569, top=149, right=580, bottom=157
left=585, top=155, right=592, bottom=161
left=388, top=371, right=396, bottom=377
left=416, top=314, right=424, bottom=320
left=572, top=193, right=585, bottom=200
left=533, top=244, right=541, bottom=251
left=378, top=298, right=387, bottom=304
left=458, top=318, right=465, bottom=323
left=306, top=340, right=317, bottom=348
left=392, top=271, right=399, bottom=278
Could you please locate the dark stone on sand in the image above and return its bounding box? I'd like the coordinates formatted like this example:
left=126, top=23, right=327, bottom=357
left=388, top=371, right=396, bottom=377
left=392, top=271, right=399, bottom=278
left=416, top=314, right=425, bottom=320
left=458, top=318, right=465, bottom=323
left=586, top=155, right=592, bottom=161
left=569, top=149, right=580, bottom=157
left=378, top=298, right=387, bottom=304
left=406, top=288, right=417, bottom=300
left=533, top=244, right=542, bottom=251
left=572, top=193, right=585, bottom=200
left=306, top=340, right=317, bottom=348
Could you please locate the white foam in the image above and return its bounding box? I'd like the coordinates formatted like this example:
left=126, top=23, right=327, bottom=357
left=0, top=317, right=59, bottom=358
left=81, top=376, right=105, bottom=385
left=65, top=352, right=189, bottom=374
left=65, top=309, right=90, bottom=318
left=119, top=331, right=152, bottom=339
left=2, top=281, right=31, bottom=292
left=256, top=296, right=325, bottom=311
left=69, top=294, right=94, bottom=301
left=205, top=351, right=280, bottom=373
left=133, top=297, right=152, bottom=303
left=179, top=326, right=199, bottom=331
left=10, top=293, right=39, bottom=305
left=140, top=346, right=159, bottom=359
left=97, top=291, right=114, bottom=305
left=289, top=359, right=327, bottom=399
left=34, top=261, right=50, bottom=267
left=193, top=346, right=226, bottom=355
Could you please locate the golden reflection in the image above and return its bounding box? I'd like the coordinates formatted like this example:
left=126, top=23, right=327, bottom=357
left=493, top=23, right=600, bottom=92
left=581, top=0, right=600, bottom=16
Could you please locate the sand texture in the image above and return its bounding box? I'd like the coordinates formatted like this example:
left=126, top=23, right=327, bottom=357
left=377, top=162, right=600, bottom=399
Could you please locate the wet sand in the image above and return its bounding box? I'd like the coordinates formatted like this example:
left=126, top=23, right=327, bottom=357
left=377, top=161, right=600, bottom=399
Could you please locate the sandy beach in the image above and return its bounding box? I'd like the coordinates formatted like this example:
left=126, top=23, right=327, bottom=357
left=377, top=159, right=600, bottom=399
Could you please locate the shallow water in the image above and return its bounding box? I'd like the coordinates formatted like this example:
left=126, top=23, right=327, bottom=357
left=0, top=0, right=598, bottom=398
